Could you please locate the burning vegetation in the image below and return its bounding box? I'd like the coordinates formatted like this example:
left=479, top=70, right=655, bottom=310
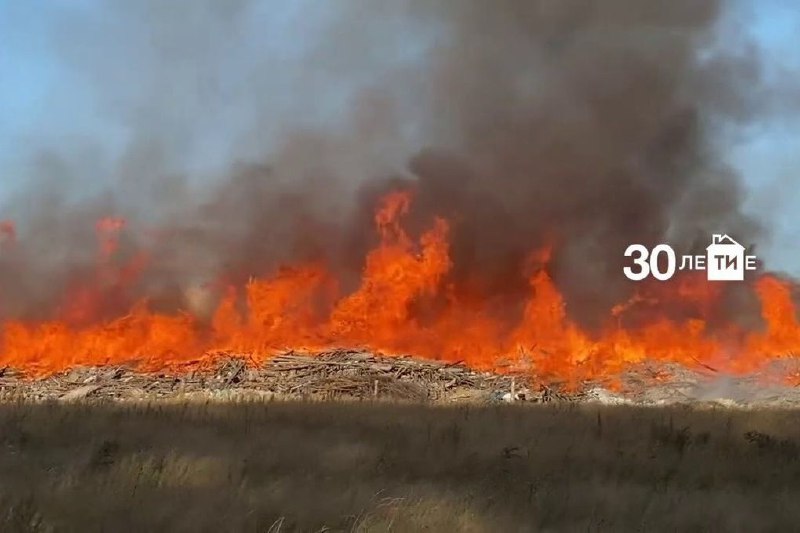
left=0, top=1, right=797, bottom=385
left=0, top=188, right=798, bottom=384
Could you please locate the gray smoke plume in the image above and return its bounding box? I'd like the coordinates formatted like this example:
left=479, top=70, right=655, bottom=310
left=336, top=0, right=769, bottom=327
left=0, top=0, right=782, bottom=327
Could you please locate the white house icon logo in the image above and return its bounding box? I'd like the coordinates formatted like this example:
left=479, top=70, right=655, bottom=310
left=706, top=234, right=745, bottom=281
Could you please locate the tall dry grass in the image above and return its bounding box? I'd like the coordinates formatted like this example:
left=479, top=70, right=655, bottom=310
left=0, top=400, right=799, bottom=532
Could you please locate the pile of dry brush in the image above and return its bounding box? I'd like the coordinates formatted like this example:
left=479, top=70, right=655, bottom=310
left=0, top=349, right=575, bottom=403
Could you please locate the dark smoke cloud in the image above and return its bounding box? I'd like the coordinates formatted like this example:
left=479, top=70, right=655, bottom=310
left=336, top=0, right=769, bottom=326
left=0, top=0, right=783, bottom=326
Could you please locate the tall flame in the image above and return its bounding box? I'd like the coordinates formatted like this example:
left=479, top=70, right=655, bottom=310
left=1, top=189, right=798, bottom=380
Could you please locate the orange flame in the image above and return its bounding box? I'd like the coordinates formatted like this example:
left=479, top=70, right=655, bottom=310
left=1, top=189, right=799, bottom=380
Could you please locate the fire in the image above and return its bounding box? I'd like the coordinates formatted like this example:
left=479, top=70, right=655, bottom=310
left=1, top=190, right=799, bottom=380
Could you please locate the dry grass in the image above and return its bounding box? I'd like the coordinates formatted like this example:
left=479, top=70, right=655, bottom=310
left=0, top=400, right=799, bottom=532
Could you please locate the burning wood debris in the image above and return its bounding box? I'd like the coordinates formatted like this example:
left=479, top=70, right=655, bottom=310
left=2, top=351, right=800, bottom=407
left=0, top=349, right=576, bottom=404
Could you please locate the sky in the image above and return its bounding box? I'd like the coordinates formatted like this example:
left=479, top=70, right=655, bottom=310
left=0, top=0, right=799, bottom=273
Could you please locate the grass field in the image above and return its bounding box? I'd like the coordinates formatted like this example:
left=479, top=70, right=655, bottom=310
left=1, top=400, right=799, bottom=532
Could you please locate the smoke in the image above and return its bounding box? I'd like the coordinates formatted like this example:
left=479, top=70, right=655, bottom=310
left=336, top=0, right=769, bottom=326
left=0, top=0, right=783, bottom=326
